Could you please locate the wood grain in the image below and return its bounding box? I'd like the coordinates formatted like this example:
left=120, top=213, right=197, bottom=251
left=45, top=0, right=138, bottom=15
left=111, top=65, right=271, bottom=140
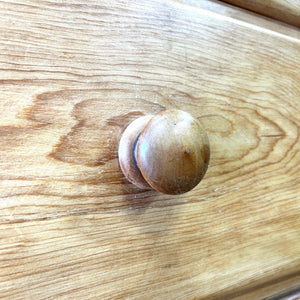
left=0, top=0, right=299, bottom=299
left=221, top=0, right=300, bottom=27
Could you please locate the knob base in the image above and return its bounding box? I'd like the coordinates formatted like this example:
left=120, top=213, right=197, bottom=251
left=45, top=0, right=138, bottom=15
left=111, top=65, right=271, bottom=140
left=118, top=115, right=152, bottom=189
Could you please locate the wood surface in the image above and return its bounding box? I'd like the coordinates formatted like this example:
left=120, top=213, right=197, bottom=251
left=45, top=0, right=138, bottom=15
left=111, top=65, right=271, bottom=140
left=0, top=0, right=300, bottom=299
left=181, top=0, right=300, bottom=40
left=221, top=0, right=300, bottom=27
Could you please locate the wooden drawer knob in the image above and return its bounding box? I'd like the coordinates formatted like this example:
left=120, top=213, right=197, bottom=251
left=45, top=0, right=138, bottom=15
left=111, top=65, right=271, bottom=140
left=118, top=109, right=210, bottom=194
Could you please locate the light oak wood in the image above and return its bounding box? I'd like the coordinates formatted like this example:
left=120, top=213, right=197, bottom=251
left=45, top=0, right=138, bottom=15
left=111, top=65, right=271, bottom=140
left=222, top=0, right=300, bottom=27
left=180, top=0, right=300, bottom=39
left=0, top=0, right=299, bottom=299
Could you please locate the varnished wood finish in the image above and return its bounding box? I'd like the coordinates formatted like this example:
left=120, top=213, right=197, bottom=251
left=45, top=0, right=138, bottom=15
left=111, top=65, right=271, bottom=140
left=0, top=0, right=300, bottom=299
left=135, top=110, right=210, bottom=194
left=222, top=0, right=300, bottom=27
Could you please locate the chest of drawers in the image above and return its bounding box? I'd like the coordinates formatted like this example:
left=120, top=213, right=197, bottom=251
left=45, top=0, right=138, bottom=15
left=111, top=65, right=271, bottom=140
left=0, top=0, right=299, bottom=299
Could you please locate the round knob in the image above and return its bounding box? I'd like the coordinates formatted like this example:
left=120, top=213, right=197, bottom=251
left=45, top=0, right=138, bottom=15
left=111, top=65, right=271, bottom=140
left=118, top=109, right=210, bottom=195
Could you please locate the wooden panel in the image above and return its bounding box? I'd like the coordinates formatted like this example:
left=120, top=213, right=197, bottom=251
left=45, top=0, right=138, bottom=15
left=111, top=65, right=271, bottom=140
left=181, top=0, right=300, bottom=39
left=0, top=0, right=299, bottom=299
left=266, top=287, right=300, bottom=300
left=221, top=0, right=300, bottom=27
